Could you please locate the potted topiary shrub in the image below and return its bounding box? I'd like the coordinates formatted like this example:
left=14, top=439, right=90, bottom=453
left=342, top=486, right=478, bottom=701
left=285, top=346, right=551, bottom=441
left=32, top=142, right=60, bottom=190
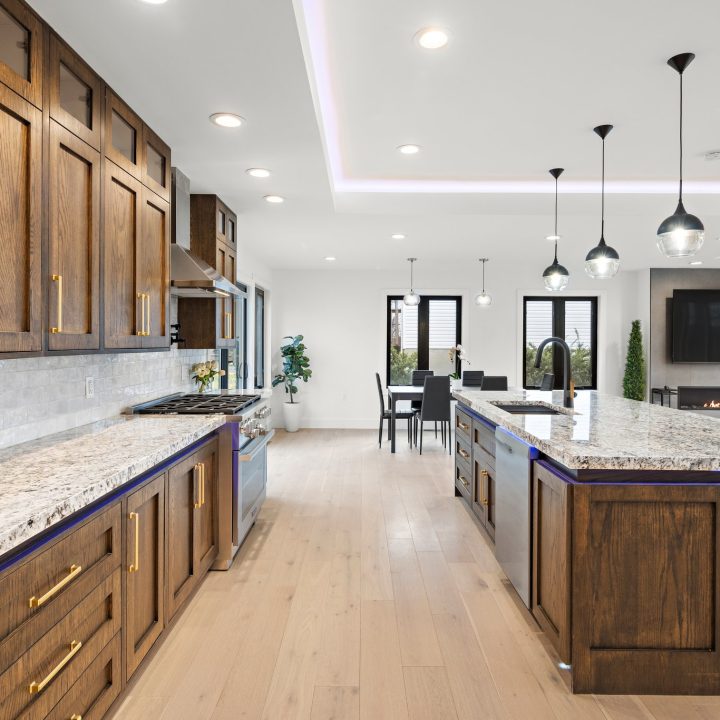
left=272, top=335, right=312, bottom=432
left=623, top=320, right=646, bottom=401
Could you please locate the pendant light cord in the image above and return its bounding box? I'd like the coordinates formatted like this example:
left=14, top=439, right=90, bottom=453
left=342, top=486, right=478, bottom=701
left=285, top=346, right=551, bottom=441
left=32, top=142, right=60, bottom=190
left=679, top=71, right=684, bottom=202
left=600, top=136, right=605, bottom=240
left=482, top=260, right=485, bottom=293
left=554, top=175, right=559, bottom=262
left=410, top=260, right=414, bottom=292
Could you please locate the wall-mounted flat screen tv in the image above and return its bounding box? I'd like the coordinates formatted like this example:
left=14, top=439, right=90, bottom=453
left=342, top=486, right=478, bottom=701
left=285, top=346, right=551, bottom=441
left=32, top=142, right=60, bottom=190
left=672, top=289, right=720, bottom=362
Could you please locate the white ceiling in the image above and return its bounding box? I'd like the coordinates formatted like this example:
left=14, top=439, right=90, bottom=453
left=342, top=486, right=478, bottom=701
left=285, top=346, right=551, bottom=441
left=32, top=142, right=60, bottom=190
left=27, top=0, right=720, bottom=274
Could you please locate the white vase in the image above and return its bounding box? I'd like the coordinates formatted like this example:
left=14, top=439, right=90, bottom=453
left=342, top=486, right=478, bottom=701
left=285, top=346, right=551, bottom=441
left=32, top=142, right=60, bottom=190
left=283, top=401, right=302, bottom=432
left=451, top=378, right=462, bottom=391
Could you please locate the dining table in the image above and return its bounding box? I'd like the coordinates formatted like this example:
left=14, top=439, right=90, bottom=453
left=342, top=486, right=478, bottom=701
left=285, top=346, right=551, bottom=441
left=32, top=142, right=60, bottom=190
left=386, top=385, right=425, bottom=453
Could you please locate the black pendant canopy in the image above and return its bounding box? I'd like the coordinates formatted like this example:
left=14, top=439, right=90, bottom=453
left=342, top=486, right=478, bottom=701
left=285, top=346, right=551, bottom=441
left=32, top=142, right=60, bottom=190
left=585, top=124, right=620, bottom=279
left=543, top=168, right=569, bottom=292
left=656, top=52, right=705, bottom=257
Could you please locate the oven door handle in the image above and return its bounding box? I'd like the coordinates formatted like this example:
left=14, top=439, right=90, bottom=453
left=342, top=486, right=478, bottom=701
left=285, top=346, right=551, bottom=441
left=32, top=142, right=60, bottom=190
left=236, top=429, right=274, bottom=461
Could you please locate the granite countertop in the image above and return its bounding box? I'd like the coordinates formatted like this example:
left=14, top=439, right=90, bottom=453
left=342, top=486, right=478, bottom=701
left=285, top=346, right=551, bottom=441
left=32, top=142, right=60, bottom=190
left=0, top=415, right=225, bottom=558
left=453, top=389, right=720, bottom=472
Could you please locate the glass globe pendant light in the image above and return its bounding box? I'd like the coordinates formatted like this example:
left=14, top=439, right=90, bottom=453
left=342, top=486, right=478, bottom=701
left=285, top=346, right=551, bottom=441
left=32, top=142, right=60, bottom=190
left=403, top=258, right=421, bottom=306
left=585, top=124, right=620, bottom=279
left=542, top=168, right=569, bottom=292
left=657, top=52, right=704, bottom=258
left=474, top=258, right=492, bottom=307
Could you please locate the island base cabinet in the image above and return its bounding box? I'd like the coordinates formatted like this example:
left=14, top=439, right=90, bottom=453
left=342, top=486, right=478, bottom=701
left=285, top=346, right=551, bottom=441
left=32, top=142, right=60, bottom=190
left=532, top=461, right=571, bottom=665
left=125, top=473, right=165, bottom=680
left=572, top=482, right=720, bottom=694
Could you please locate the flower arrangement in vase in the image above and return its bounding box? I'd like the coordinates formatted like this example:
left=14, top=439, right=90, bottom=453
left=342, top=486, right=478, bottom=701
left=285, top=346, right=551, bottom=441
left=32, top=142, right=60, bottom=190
left=448, top=344, right=470, bottom=389
left=191, top=360, right=225, bottom=394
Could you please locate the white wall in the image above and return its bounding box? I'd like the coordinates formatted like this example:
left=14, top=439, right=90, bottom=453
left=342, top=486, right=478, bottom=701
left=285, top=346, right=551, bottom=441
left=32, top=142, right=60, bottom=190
left=271, top=263, right=644, bottom=428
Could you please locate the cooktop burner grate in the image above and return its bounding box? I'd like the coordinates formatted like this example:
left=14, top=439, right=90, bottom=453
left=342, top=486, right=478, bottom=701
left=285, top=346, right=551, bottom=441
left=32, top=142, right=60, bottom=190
left=133, top=393, right=261, bottom=415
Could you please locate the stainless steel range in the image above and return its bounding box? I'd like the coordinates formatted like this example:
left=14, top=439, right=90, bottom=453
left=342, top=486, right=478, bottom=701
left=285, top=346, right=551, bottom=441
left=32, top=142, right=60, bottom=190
left=130, top=392, right=274, bottom=569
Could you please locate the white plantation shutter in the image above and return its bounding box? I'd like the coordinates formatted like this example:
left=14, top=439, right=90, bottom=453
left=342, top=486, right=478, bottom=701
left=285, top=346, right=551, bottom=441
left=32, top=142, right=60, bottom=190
left=401, top=303, right=418, bottom=350
left=428, top=300, right=457, bottom=348
left=564, top=301, right=593, bottom=348
left=525, top=300, right=553, bottom=345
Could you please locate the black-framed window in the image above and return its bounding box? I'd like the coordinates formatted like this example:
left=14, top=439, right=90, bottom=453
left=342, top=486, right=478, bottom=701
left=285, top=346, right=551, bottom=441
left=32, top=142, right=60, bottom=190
left=523, top=297, right=598, bottom=390
left=386, top=296, right=461, bottom=385
left=254, top=287, right=265, bottom=389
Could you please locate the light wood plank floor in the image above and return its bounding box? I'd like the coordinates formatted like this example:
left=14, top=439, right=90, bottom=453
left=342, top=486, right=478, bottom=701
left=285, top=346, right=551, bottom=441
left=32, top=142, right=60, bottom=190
left=110, top=430, right=720, bottom=720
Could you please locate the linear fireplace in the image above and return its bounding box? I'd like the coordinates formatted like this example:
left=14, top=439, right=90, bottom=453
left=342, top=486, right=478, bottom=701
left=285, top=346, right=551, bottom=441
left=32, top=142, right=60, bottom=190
left=677, top=386, right=720, bottom=413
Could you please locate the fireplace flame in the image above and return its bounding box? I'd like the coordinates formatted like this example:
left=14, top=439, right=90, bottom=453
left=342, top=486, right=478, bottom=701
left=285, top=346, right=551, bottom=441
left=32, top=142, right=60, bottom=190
left=703, top=400, right=720, bottom=409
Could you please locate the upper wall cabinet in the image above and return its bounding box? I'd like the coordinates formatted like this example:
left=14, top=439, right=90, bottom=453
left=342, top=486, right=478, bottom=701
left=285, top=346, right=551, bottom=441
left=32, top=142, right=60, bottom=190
left=142, top=124, right=171, bottom=202
left=0, top=83, right=41, bottom=353
left=0, top=0, right=43, bottom=108
left=105, top=89, right=142, bottom=180
left=47, top=120, right=101, bottom=351
left=48, top=33, right=102, bottom=150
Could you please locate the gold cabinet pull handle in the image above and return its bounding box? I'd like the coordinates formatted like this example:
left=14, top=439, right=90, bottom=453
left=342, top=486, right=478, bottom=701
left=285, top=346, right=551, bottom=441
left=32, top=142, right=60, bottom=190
left=458, top=448, right=469, bottom=460
left=483, top=498, right=489, bottom=506
left=459, top=475, right=469, bottom=488
left=480, top=469, right=489, bottom=479
left=128, top=511, right=140, bottom=572
left=71, top=715, right=83, bottom=720
left=29, top=564, right=82, bottom=608
left=28, top=640, right=82, bottom=694
left=137, top=292, right=145, bottom=336
left=145, top=293, right=151, bottom=336
left=200, top=463, right=205, bottom=506
left=458, top=421, right=469, bottom=431
left=193, top=464, right=202, bottom=509
left=50, top=274, right=63, bottom=333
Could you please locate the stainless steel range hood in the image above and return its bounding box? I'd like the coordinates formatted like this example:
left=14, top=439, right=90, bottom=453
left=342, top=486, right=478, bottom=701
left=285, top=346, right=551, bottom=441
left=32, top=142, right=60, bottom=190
left=171, top=167, right=241, bottom=298
left=170, top=244, right=242, bottom=298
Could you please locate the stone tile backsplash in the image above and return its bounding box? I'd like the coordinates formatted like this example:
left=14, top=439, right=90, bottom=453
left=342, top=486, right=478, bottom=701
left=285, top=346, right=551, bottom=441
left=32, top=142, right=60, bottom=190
left=0, top=349, right=216, bottom=449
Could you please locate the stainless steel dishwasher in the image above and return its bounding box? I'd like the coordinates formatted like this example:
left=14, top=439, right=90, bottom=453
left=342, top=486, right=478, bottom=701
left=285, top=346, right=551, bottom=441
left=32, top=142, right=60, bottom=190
left=494, top=427, right=538, bottom=608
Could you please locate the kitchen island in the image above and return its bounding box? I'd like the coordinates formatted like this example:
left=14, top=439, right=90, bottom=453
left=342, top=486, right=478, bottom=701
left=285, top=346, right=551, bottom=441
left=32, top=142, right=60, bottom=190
left=453, top=389, right=720, bottom=695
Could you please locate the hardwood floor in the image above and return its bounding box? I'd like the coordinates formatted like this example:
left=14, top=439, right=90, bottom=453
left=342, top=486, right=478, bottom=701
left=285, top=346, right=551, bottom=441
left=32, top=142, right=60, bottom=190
left=109, top=430, right=720, bottom=720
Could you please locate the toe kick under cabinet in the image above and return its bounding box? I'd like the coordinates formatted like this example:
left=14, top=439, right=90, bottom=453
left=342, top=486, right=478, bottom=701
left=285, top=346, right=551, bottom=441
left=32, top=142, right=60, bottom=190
left=0, top=434, right=218, bottom=720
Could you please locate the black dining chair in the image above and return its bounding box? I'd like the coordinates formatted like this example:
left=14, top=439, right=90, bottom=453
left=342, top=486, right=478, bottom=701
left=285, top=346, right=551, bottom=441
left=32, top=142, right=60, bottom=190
left=414, top=376, right=452, bottom=455
left=410, top=370, right=434, bottom=430
left=376, top=373, right=413, bottom=448
left=539, top=373, right=555, bottom=391
left=462, top=370, right=485, bottom=387
left=480, top=375, right=508, bottom=391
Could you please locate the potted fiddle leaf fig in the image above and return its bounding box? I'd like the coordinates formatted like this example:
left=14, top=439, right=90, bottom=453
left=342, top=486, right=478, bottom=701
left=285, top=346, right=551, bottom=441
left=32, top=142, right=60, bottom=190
left=272, top=335, right=312, bottom=432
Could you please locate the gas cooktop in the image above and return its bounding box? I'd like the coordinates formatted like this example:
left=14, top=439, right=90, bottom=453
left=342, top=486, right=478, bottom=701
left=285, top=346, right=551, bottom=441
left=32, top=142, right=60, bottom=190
left=132, top=393, right=261, bottom=415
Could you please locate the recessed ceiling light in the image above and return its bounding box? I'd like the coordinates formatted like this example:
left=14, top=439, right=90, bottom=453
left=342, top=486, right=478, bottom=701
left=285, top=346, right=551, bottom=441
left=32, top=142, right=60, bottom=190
left=324, top=256, right=336, bottom=262
left=689, top=260, right=703, bottom=265
left=264, top=195, right=285, bottom=204
left=246, top=168, right=271, bottom=178
left=397, top=144, right=421, bottom=155
left=209, top=113, right=244, bottom=128
left=391, top=233, right=406, bottom=240
left=415, top=28, right=449, bottom=50
left=138, top=0, right=168, bottom=4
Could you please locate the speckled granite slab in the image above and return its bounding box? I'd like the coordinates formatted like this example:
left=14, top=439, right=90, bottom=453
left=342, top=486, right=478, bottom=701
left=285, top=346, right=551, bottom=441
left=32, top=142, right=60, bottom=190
left=0, top=415, right=225, bottom=557
left=453, top=389, right=720, bottom=472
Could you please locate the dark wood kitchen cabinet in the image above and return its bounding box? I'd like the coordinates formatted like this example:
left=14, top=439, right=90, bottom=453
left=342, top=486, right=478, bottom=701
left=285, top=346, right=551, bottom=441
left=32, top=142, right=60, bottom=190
left=104, top=89, right=142, bottom=180
left=190, top=194, right=238, bottom=268
left=166, top=437, right=218, bottom=621
left=125, top=472, right=166, bottom=679
left=47, top=120, right=101, bottom=351
left=0, top=0, right=44, bottom=108
left=48, top=33, right=103, bottom=150
left=0, top=82, right=42, bottom=353
left=532, top=461, right=571, bottom=665
left=142, top=123, right=171, bottom=202
left=104, top=163, right=170, bottom=350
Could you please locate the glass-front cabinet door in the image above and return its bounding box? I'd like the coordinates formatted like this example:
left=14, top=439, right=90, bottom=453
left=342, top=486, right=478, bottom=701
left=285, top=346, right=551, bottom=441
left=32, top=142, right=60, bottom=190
left=49, top=34, right=102, bottom=150
left=0, top=0, right=43, bottom=108
left=141, top=124, right=171, bottom=202
left=105, top=90, right=142, bottom=179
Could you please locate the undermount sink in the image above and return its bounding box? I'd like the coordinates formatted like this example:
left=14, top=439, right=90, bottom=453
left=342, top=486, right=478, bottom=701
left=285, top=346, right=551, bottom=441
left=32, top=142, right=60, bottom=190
left=491, top=403, right=563, bottom=416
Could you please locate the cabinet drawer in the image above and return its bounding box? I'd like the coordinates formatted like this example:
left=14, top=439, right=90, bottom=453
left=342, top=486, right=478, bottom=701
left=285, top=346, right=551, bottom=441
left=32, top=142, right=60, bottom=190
left=0, top=503, right=121, bottom=656
left=0, top=569, right=121, bottom=720
left=473, top=419, right=496, bottom=458
left=455, top=460, right=471, bottom=502
left=455, top=407, right=472, bottom=442
left=44, top=633, right=122, bottom=720
left=455, top=433, right=471, bottom=466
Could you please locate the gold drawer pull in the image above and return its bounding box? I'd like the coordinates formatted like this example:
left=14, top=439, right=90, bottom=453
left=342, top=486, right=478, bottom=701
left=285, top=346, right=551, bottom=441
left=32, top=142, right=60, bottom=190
left=459, top=475, right=469, bottom=488
left=29, top=564, right=82, bottom=608
left=482, top=497, right=489, bottom=506
left=480, top=469, right=489, bottom=479
left=71, top=715, right=82, bottom=720
left=458, top=421, right=469, bottom=431
left=50, top=274, right=63, bottom=333
left=28, top=640, right=82, bottom=694
left=458, top=448, right=469, bottom=460
left=129, top=511, right=140, bottom=573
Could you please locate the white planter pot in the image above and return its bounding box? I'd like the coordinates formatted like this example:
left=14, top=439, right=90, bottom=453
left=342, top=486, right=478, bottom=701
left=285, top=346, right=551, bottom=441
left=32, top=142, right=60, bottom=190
left=283, top=401, right=302, bottom=432
left=450, top=378, right=462, bottom=391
